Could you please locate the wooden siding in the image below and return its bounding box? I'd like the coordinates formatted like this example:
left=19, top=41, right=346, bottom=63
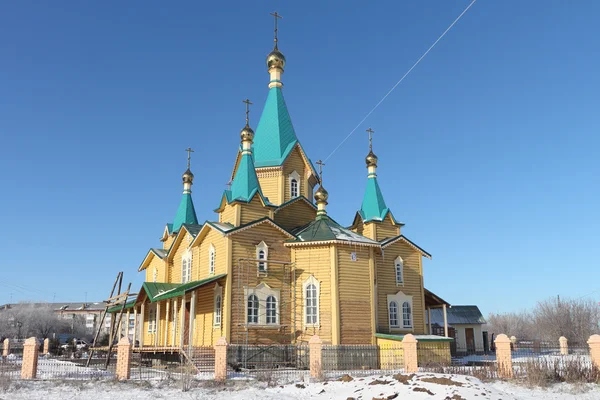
left=162, top=235, right=175, bottom=250
left=293, top=246, right=333, bottom=344
left=230, top=224, right=293, bottom=344
left=168, top=235, right=190, bottom=284
left=257, top=172, right=282, bottom=206
left=274, top=201, right=316, bottom=232
left=375, top=215, right=400, bottom=241
left=376, top=241, right=425, bottom=334
left=337, top=246, right=373, bottom=344
left=282, top=147, right=315, bottom=203
left=219, top=204, right=237, bottom=225
left=145, top=256, right=165, bottom=283
left=239, top=196, right=270, bottom=225
left=194, top=228, right=227, bottom=281
left=363, top=223, right=376, bottom=240
left=193, top=278, right=226, bottom=346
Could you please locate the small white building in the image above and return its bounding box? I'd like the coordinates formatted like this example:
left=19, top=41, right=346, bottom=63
left=427, top=305, right=487, bottom=355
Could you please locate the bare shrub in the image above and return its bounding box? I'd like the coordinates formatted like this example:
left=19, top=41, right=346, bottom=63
left=533, top=297, right=600, bottom=344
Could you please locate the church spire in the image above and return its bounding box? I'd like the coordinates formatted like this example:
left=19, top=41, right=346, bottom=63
left=172, top=148, right=199, bottom=233
left=266, top=11, right=286, bottom=89
left=314, top=160, right=329, bottom=218
left=360, top=128, right=390, bottom=222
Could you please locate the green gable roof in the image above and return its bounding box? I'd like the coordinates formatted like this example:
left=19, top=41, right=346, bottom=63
left=140, top=274, right=226, bottom=303
left=253, top=87, right=299, bottom=167
left=360, top=175, right=391, bottom=223
left=292, top=215, right=378, bottom=245
left=172, top=193, right=198, bottom=233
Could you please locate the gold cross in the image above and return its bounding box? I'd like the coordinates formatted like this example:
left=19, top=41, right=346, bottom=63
left=270, top=11, right=283, bottom=47
left=242, top=98, right=253, bottom=125
left=185, top=147, right=194, bottom=169
left=366, top=128, right=374, bottom=151
left=315, top=160, right=325, bottom=181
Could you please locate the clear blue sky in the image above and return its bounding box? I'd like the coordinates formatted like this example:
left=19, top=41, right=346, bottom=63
left=1, top=1, right=598, bottom=317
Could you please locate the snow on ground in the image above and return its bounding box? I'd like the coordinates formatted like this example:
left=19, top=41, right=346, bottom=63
left=1, top=372, right=600, bottom=400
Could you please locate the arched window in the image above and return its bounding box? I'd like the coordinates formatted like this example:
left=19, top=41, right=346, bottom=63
left=214, top=295, right=222, bottom=326
left=266, top=295, right=277, bottom=324
left=182, top=251, right=192, bottom=283
left=395, top=256, right=404, bottom=285
left=289, top=170, right=301, bottom=199
left=402, top=302, right=412, bottom=328
left=305, top=284, right=318, bottom=325
left=247, top=294, right=259, bottom=324
left=209, top=245, right=215, bottom=275
left=256, top=241, right=268, bottom=272
left=389, top=301, right=399, bottom=328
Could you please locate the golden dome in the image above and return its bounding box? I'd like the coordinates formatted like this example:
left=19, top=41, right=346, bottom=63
left=182, top=168, right=194, bottom=184
left=314, top=185, right=329, bottom=203
left=365, top=150, right=378, bottom=167
left=240, top=124, right=255, bottom=142
left=267, top=48, right=286, bottom=70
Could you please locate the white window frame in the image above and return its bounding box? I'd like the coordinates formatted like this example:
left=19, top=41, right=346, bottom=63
left=214, top=283, right=223, bottom=327
left=402, top=301, right=412, bottom=329
left=303, top=275, right=320, bottom=327
left=389, top=301, right=399, bottom=328
left=244, top=283, right=280, bottom=326
left=182, top=249, right=192, bottom=283
left=247, top=294, right=259, bottom=324
left=394, top=256, right=404, bottom=286
left=209, top=244, right=216, bottom=275
left=147, top=305, right=157, bottom=333
left=256, top=241, right=269, bottom=272
left=266, top=295, right=277, bottom=325
left=289, top=170, right=301, bottom=198
left=387, top=291, right=413, bottom=331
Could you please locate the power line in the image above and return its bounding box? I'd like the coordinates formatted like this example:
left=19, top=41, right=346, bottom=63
left=324, top=0, right=478, bottom=162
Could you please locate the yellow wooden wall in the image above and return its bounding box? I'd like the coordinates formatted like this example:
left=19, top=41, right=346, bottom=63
left=239, top=196, right=271, bottom=225
left=376, top=241, right=425, bottom=334
left=256, top=170, right=283, bottom=205
left=293, top=246, right=332, bottom=344
left=282, top=147, right=309, bottom=202
left=274, top=202, right=316, bottom=232
left=219, top=204, right=238, bottom=225
left=337, top=246, right=373, bottom=344
left=168, top=235, right=189, bottom=283
left=374, top=215, right=400, bottom=241
left=145, top=256, right=165, bottom=282
left=229, top=224, right=292, bottom=344
left=194, top=229, right=227, bottom=281
left=162, top=235, right=175, bottom=250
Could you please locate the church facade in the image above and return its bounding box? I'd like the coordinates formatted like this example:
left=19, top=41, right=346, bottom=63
left=126, top=27, right=438, bottom=349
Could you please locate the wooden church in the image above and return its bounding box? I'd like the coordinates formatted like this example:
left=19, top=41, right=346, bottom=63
left=119, top=17, right=448, bottom=350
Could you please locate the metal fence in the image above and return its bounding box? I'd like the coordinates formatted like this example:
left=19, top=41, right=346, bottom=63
left=321, top=344, right=404, bottom=378
left=226, top=344, right=310, bottom=383
left=36, top=353, right=116, bottom=379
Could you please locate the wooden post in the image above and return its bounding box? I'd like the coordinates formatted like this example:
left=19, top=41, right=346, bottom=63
left=495, top=334, right=513, bottom=378
left=21, top=337, right=39, bottom=379
left=309, top=335, right=323, bottom=379
left=428, top=307, right=432, bottom=335
left=155, top=302, right=161, bottom=347
left=559, top=336, right=568, bottom=355
left=125, top=309, right=131, bottom=339
left=189, top=291, right=197, bottom=348
left=164, top=300, right=170, bottom=347
left=179, top=296, right=186, bottom=348
left=139, top=302, right=145, bottom=347
left=173, top=298, right=178, bottom=347
left=214, top=337, right=228, bottom=381
left=402, top=334, right=418, bottom=373
left=132, top=307, right=138, bottom=347
left=442, top=304, right=448, bottom=337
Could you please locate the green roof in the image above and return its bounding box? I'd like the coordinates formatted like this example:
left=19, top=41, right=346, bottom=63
left=253, top=87, right=299, bottom=167
left=107, top=301, right=135, bottom=313
left=375, top=333, right=454, bottom=342
left=360, top=175, right=391, bottom=223
left=172, top=193, right=198, bottom=233
left=292, top=215, right=378, bottom=245
left=220, top=151, right=273, bottom=208
left=140, top=274, right=226, bottom=303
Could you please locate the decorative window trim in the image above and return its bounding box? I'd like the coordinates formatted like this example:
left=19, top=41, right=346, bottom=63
left=402, top=301, right=412, bottom=329
left=182, top=249, right=192, bottom=283
left=394, top=256, right=404, bottom=286
left=387, top=291, right=413, bottom=331
left=213, top=283, right=222, bottom=327
left=303, top=275, right=320, bottom=328
left=147, top=305, right=157, bottom=333
left=209, top=244, right=216, bottom=275
left=389, top=301, right=399, bottom=328
left=256, top=241, right=269, bottom=272
left=244, top=283, right=281, bottom=326
left=289, top=170, right=301, bottom=198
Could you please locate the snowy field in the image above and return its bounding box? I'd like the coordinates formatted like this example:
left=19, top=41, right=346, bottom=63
left=1, top=372, right=599, bottom=400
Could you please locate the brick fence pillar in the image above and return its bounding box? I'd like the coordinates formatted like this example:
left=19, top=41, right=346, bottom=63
left=21, top=337, right=39, bottom=379
left=402, top=334, right=418, bottom=373
left=559, top=336, right=568, bottom=355
left=587, top=334, right=600, bottom=370
left=43, top=338, right=50, bottom=355
left=214, top=337, right=228, bottom=382
left=116, top=337, right=132, bottom=380
left=2, top=338, right=9, bottom=356
left=495, top=334, right=513, bottom=378
left=309, top=335, right=323, bottom=379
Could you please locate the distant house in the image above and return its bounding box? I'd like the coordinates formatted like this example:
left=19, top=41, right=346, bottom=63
left=427, top=305, right=487, bottom=355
